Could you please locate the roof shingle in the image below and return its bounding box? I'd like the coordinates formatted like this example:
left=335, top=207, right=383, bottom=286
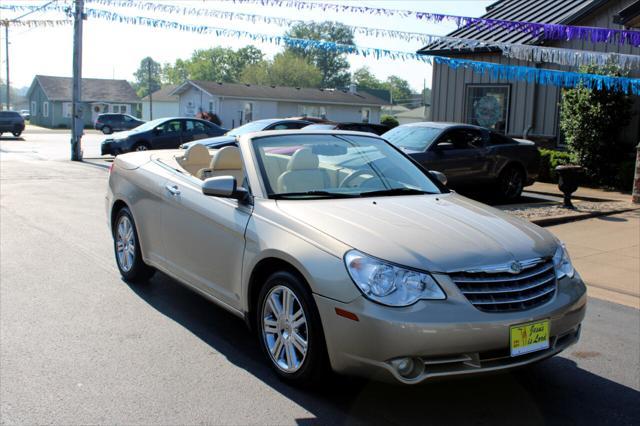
left=174, top=81, right=387, bottom=106
left=32, top=75, right=139, bottom=103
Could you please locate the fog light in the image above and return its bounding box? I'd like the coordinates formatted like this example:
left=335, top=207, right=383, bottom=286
left=391, top=357, right=421, bottom=379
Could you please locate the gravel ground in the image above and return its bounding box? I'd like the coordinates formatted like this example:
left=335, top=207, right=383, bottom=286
left=501, top=200, right=639, bottom=220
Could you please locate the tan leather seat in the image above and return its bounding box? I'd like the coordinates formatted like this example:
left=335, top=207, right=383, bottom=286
left=199, top=146, right=244, bottom=182
left=178, top=143, right=211, bottom=176
left=277, top=148, right=331, bottom=193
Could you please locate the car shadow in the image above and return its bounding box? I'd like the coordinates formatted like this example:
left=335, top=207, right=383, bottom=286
left=0, top=136, right=26, bottom=141
left=126, top=272, right=640, bottom=425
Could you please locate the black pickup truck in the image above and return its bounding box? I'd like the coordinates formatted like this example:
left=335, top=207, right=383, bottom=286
left=384, top=122, right=540, bottom=201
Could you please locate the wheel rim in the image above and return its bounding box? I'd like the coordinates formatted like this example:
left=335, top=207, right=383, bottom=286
left=115, top=215, right=135, bottom=272
left=135, top=145, right=148, bottom=151
left=502, top=169, right=523, bottom=198
left=262, top=285, right=308, bottom=373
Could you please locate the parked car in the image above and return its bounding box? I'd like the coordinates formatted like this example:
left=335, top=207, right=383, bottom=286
left=95, top=113, right=145, bottom=134
left=180, top=118, right=313, bottom=150
left=101, top=117, right=227, bottom=155
left=107, top=129, right=585, bottom=385
left=304, top=122, right=390, bottom=135
left=19, top=109, right=31, bottom=121
left=383, top=122, right=540, bottom=201
left=0, top=111, right=26, bottom=137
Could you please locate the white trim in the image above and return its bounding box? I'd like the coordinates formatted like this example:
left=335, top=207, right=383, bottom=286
left=42, top=101, right=49, bottom=118
left=62, top=102, right=72, bottom=118
left=31, top=101, right=37, bottom=116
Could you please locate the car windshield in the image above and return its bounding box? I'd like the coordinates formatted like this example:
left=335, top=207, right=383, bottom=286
left=253, top=134, right=443, bottom=199
left=304, top=124, right=335, bottom=130
left=227, top=120, right=274, bottom=136
left=384, top=126, right=444, bottom=152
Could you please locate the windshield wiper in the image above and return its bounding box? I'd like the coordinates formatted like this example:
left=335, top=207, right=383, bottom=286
left=360, top=187, right=436, bottom=197
left=272, top=191, right=359, bottom=199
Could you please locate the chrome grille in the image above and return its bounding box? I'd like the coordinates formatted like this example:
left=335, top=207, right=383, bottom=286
left=451, top=259, right=557, bottom=312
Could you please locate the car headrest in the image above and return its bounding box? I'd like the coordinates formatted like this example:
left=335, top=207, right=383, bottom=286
left=211, top=146, right=242, bottom=170
left=287, top=148, right=319, bottom=171
left=184, top=143, right=209, bottom=163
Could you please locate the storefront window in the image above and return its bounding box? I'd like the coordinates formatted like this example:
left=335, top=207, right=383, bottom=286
left=465, top=85, right=510, bottom=132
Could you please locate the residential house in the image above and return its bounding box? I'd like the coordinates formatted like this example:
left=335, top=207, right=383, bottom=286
left=27, top=75, right=140, bottom=128
left=418, top=0, right=640, bottom=147
left=170, top=81, right=387, bottom=128
left=141, top=85, right=180, bottom=120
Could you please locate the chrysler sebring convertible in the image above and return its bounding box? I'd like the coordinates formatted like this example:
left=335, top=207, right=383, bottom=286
left=106, top=130, right=586, bottom=385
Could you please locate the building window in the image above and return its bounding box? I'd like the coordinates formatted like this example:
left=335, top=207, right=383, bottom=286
left=465, top=85, right=510, bottom=133
left=63, top=102, right=72, bottom=118
left=208, top=101, right=214, bottom=113
left=110, top=104, right=128, bottom=114
left=362, top=108, right=371, bottom=123
left=244, top=102, right=253, bottom=122
left=42, top=101, right=49, bottom=118
left=31, top=101, right=37, bottom=116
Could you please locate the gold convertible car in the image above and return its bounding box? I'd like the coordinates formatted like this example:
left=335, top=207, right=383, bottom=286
left=106, top=130, right=586, bottom=385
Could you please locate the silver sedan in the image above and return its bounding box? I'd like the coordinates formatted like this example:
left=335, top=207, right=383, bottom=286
left=106, top=130, right=586, bottom=385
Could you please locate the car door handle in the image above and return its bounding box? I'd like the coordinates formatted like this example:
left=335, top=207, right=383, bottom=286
left=165, top=184, right=181, bottom=196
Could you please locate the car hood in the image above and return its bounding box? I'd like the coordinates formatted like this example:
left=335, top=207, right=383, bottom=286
left=276, top=193, right=556, bottom=272
left=110, top=129, right=138, bottom=140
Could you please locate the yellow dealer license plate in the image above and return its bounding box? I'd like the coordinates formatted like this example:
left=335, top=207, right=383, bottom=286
left=510, top=319, right=550, bottom=357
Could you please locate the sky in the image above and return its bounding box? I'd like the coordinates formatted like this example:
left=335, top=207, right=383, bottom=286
left=1, top=0, right=493, bottom=92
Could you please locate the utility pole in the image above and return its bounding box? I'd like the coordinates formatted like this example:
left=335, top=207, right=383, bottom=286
left=147, top=59, right=153, bottom=120
left=4, top=23, right=9, bottom=111
left=71, top=0, right=85, bottom=161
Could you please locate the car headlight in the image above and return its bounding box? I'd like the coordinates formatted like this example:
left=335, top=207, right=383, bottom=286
left=344, top=250, right=446, bottom=307
left=553, top=243, right=575, bottom=279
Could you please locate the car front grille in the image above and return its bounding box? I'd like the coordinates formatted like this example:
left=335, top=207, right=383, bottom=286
left=450, top=259, right=557, bottom=312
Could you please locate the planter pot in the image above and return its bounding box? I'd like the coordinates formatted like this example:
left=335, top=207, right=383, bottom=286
left=556, top=165, right=583, bottom=209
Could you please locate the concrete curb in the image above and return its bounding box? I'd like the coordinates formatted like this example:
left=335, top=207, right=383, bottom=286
left=532, top=207, right=640, bottom=227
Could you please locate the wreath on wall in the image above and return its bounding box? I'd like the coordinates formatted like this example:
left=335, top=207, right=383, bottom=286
left=473, top=95, right=502, bottom=128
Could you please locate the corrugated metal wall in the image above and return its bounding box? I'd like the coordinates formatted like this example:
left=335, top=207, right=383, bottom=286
left=430, top=0, right=640, bottom=145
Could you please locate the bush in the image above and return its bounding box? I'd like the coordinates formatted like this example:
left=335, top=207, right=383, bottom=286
left=538, top=148, right=575, bottom=183
left=559, top=64, right=633, bottom=186
left=381, top=115, right=399, bottom=129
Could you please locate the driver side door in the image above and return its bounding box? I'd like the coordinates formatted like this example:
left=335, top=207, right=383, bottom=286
left=420, top=128, right=487, bottom=186
left=159, top=170, right=252, bottom=310
left=153, top=119, right=184, bottom=149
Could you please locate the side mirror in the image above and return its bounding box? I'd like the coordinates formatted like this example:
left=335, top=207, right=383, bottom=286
left=430, top=170, right=447, bottom=186
left=201, top=176, right=250, bottom=202
left=153, top=127, right=162, bottom=134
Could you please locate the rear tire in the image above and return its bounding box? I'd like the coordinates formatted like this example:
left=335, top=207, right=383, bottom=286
left=12, top=131, right=22, bottom=137
left=102, top=125, right=113, bottom=134
left=256, top=271, right=328, bottom=386
left=497, top=166, right=524, bottom=202
left=113, top=207, right=155, bottom=282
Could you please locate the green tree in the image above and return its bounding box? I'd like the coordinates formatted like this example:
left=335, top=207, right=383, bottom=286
left=385, top=76, right=413, bottom=104
left=353, top=67, right=385, bottom=90
left=285, top=22, right=354, bottom=88
left=241, top=52, right=322, bottom=88
left=559, top=64, right=633, bottom=186
left=133, top=57, right=162, bottom=98
left=162, top=59, right=189, bottom=85
left=381, top=115, right=399, bottom=128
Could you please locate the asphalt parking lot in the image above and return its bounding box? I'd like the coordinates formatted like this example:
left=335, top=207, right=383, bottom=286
left=1, top=130, right=639, bottom=425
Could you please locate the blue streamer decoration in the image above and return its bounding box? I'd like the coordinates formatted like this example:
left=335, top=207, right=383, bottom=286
left=1, top=4, right=638, bottom=95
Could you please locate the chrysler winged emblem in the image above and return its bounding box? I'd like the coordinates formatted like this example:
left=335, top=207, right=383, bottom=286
left=509, top=261, right=523, bottom=274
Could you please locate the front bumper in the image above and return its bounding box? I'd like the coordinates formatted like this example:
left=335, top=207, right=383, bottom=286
left=314, top=273, right=586, bottom=384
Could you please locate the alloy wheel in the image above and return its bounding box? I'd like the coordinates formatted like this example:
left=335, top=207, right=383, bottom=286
left=135, top=145, right=148, bottom=151
left=115, top=215, right=135, bottom=272
left=501, top=168, right=523, bottom=199
left=262, top=285, right=309, bottom=373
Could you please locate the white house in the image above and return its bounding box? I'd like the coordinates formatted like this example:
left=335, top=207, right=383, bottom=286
left=141, top=85, right=180, bottom=120
left=170, top=81, right=386, bottom=128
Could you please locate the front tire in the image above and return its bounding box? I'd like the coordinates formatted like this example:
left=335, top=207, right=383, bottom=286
left=257, top=271, right=327, bottom=385
left=113, top=207, right=155, bottom=282
left=102, top=125, right=113, bottom=134
left=133, top=142, right=150, bottom=151
left=12, top=131, right=22, bottom=137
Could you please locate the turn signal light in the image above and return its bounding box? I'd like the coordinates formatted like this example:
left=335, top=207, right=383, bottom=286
left=335, top=308, right=359, bottom=321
